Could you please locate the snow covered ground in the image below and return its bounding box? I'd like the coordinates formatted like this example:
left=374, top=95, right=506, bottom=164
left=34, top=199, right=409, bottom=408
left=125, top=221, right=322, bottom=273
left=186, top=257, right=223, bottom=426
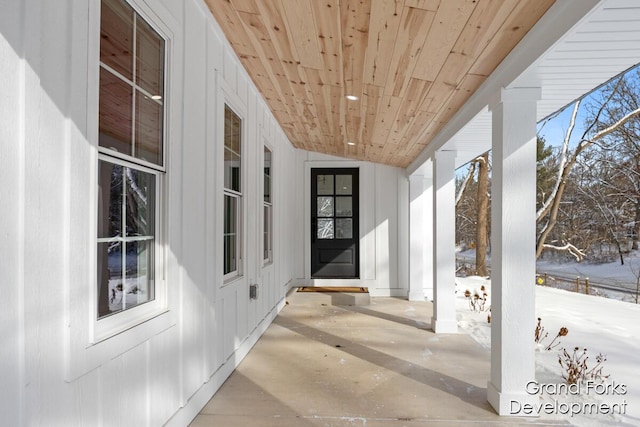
left=456, top=276, right=640, bottom=426
left=537, top=255, right=640, bottom=303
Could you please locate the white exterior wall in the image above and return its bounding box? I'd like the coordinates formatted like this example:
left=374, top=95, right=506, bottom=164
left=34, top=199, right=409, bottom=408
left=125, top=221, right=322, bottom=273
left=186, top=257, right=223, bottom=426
left=295, top=151, right=410, bottom=297
left=0, top=0, right=297, bottom=425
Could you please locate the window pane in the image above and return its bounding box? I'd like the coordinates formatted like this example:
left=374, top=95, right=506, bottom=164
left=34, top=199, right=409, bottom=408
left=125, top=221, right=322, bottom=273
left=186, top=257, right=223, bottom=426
left=335, top=197, right=352, bottom=217
left=336, top=218, right=353, bottom=239
left=264, top=147, right=271, bottom=203
left=263, top=204, right=271, bottom=261
left=135, top=90, right=163, bottom=165
left=97, top=0, right=164, bottom=325
left=97, top=161, right=157, bottom=319
left=124, top=240, right=154, bottom=309
left=224, top=105, right=241, bottom=192
left=98, top=161, right=123, bottom=238
left=135, top=15, right=164, bottom=95
left=224, top=148, right=241, bottom=192
left=100, top=0, right=134, bottom=80
left=317, top=219, right=334, bottom=239
left=263, top=175, right=271, bottom=203
left=97, top=241, right=122, bottom=318
left=224, top=234, right=236, bottom=275
left=336, top=175, right=352, bottom=195
left=125, top=167, right=156, bottom=237
left=99, top=69, right=133, bottom=155
left=317, top=196, right=334, bottom=217
left=317, top=175, right=333, bottom=195
left=225, top=105, right=241, bottom=154
left=224, top=195, right=238, bottom=275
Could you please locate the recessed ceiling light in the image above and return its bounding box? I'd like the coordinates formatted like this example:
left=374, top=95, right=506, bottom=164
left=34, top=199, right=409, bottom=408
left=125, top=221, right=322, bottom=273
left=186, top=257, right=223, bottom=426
left=347, top=141, right=356, bottom=146
left=346, top=95, right=358, bottom=101
left=151, top=95, right=162, bottom=100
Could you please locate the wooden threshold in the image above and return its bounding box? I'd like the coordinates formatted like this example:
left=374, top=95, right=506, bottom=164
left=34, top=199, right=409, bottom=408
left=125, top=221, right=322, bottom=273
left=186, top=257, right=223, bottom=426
left=297, top=287, right=368, bottom=293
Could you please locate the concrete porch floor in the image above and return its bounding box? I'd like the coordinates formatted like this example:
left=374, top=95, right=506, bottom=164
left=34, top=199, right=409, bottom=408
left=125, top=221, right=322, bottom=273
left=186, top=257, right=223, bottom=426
left=190, top=290, right=569, bottom=427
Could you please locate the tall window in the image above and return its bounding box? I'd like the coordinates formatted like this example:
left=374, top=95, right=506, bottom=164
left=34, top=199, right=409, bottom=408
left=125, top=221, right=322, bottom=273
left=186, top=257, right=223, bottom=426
left=224, top=105, right=242, bottom=277
left=263, top=146, right=273, bottom=264
left=97, top=0, right=165, bottom=319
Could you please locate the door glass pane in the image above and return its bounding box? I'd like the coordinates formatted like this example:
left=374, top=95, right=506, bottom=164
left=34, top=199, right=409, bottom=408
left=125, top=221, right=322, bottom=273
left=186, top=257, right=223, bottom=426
left=317, top=219, right=334, bottom=239
left=317, top=196, right=334, bottom=217
left=336, top=218, right=353, bottom=239
left=335, top=197, right=352, bottom=217
left=336, top=175, right=352, bottom=195
left=317, top=175, right=334, bottom=195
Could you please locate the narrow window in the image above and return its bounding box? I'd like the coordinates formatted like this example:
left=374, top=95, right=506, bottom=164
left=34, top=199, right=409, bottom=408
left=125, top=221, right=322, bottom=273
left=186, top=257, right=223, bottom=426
left=263, top=146, right=273, bottom=264
left=224, top=105, right=242, bottom=278
left=97, top=0, right=165, bottom=319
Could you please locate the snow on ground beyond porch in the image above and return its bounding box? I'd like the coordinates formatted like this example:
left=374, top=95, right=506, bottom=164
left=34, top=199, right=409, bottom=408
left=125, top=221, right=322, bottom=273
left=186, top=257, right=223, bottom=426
left=456, top=277, right=640, bottom=426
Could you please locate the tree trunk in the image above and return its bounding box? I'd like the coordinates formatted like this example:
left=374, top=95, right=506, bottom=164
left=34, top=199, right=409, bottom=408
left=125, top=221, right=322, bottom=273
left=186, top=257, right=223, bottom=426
left=633, top=198, right=640, bottom=250
left=476, top=153, right=489, bottom=276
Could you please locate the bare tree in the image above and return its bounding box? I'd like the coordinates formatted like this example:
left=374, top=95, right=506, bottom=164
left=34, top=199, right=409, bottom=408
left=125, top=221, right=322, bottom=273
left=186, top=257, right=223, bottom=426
left=476, top=153, right=490, bottom=275
left=456, top=162, right=476, bottom=208
left=536, top=73, right=640, bottom=260
left=455, top=153, right=491, bottom=275
left=455, top=163, right=478, bottom=250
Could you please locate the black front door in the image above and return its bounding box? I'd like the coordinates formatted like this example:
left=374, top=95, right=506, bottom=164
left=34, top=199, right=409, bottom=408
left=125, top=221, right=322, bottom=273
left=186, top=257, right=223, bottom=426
left=311, top=168, right=359, bottom=278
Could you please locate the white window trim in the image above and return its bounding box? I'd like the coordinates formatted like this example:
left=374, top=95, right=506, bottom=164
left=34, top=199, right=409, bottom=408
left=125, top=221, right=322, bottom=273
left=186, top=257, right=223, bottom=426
left=263, top=204, right=273, bottom=264
left=263, top=143, right=273, bottom=265
left=93, top=0, right=169, bottom=340
left=64, top=0, right=178, bottom=382
left=222, top=102, right=245, bottom=283
left=92, top=154, right=168, bottom=342
left=223, top=189, right=243, bottom=281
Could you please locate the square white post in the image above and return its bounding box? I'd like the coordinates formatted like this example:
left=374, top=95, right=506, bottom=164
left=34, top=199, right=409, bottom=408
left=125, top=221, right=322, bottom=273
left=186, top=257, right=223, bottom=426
left=424, top=177, right=434, bottom=301
left=431, top=150, right=457, bottom=333
left=409, top=174, right=432, bottom=301
left=487, top=87, right=541, bottom=415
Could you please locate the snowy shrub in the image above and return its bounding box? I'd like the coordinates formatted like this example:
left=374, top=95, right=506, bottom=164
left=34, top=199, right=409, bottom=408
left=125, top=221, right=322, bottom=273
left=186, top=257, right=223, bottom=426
left=535, top=317, right=546, bottom=343
left=464, top=286, right=488, bottom=312
left=535, top=317, right=568, bottom=351
left=558, top=347, right=609, bottom=385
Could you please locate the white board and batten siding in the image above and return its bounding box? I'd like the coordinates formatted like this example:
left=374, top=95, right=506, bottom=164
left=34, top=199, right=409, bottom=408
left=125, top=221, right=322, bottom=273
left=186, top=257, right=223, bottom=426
left=0, top=0, right=297, bottom=425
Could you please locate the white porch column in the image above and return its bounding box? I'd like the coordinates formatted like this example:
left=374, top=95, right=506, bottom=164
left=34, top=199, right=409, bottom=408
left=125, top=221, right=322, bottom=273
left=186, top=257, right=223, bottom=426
left=487, top=87, right=541, bottom=415
left=431, top=150, right=457, bottom=333
left=424, top=177, right=434, bottom=301
left=409, top=174, right=433, bottom=301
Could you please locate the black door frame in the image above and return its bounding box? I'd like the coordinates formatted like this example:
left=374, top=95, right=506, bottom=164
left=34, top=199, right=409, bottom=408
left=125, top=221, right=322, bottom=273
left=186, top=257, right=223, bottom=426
left=310, top=167, right=360, bottom=279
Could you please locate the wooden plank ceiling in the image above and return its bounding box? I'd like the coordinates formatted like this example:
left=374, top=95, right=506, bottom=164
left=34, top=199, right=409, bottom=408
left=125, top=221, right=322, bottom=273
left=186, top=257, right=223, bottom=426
left=206, top=0, right=555, bottom=168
